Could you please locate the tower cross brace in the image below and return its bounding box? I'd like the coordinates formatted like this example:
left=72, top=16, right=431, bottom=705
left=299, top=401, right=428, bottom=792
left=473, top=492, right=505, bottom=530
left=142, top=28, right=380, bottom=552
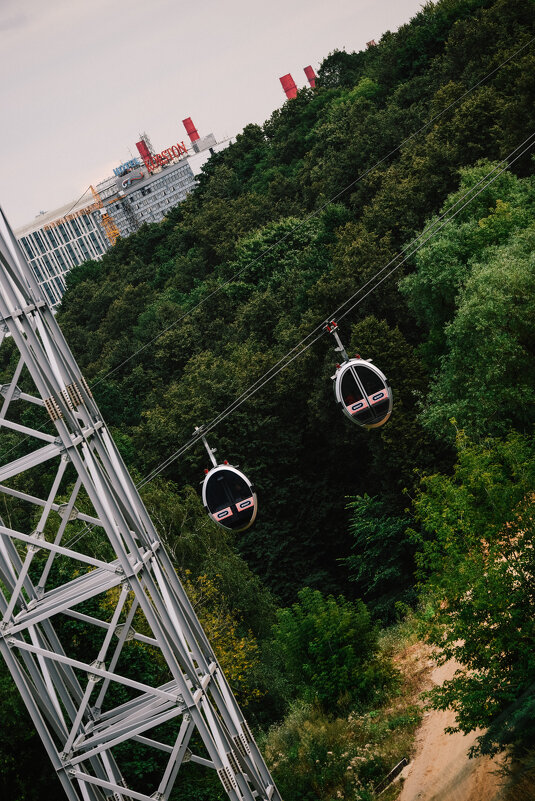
left=0, top=207, right=282, bottom=801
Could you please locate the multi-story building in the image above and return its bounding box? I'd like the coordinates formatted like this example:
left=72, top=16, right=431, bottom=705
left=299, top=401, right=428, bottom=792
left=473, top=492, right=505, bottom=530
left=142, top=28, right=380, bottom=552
left=15, top=201, right=109, bottom=306
left=99, top=156, right=197, bottom=239
left=15, top=123, right=231, bottom=306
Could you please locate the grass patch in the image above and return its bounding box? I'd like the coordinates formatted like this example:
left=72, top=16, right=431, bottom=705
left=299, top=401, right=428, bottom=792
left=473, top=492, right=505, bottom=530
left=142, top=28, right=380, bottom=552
left=261, top=612, right=431, bottom=800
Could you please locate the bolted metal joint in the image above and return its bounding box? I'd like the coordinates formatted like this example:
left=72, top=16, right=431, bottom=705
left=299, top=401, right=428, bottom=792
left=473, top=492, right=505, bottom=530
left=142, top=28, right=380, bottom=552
left=233, top=732, right=251, bottom=759
left=44, top=395, right=63, bottom=421
left=66, top=382, right=84, bottom=408
left=57, top=503, right=79, bottom=521
left=218, top=766, right=238, bottom=793
left=61, top=388, right=74, bottom=412
left=88, top=660, right=105, bottom=682
left=28, top=528, right=45, bottom=554
left=0, top=383, right=21, bottom=400
left=79, top=374, right=93, bottom=399
left=114, top=623, right=135, bottom=641
left=242, top=720, right=254, bottom=744
left=227, top=749, right=240, bottom=774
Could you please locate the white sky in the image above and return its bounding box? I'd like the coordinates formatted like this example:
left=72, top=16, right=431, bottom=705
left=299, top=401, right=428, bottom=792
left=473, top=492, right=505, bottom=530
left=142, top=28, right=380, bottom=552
left=0, top=0, right=425, bottom=228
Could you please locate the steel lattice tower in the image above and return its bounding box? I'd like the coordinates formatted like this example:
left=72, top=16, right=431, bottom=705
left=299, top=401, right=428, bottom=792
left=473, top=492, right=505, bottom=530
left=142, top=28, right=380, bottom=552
left=0, top=207, right=282, bottom=801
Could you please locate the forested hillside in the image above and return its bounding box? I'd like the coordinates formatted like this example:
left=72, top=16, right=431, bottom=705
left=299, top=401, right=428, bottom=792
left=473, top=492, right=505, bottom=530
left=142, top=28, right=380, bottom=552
left=2, top=0, right=535, bottom=798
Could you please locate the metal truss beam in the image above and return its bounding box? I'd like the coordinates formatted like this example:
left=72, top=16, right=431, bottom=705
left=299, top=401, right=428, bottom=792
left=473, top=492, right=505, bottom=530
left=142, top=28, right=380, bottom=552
left=0, top=207, right=282, bottom=801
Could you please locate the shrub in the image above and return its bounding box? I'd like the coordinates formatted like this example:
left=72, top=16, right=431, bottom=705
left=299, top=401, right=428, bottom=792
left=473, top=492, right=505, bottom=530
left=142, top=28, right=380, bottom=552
left=271, top=587, right=391, bottom=708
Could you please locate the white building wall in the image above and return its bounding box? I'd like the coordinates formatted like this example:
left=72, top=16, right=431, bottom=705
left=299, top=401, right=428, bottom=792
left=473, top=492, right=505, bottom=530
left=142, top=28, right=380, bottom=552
left=15, top=136, right=232, bottom=307
left=17, top=211, right=109, bottom=306
left=106, top=158, right=197, bottom=237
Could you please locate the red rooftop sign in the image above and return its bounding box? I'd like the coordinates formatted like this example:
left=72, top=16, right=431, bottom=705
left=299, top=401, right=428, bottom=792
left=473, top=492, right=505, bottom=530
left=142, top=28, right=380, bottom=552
left=141, top=142, right=188, bottom=172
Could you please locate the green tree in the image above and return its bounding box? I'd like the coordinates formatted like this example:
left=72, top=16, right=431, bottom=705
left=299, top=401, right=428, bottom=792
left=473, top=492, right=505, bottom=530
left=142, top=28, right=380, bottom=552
left=270, top=587, right=389, bottom=708
left=422, top=230, right=535, bottom=440
left=400, top=164, right=535, bottom=363
left=0, top=662, right=58, bottom=801
left=413, top=431, right=535, bottom=756
left=346, top=495, right=415, bottom=622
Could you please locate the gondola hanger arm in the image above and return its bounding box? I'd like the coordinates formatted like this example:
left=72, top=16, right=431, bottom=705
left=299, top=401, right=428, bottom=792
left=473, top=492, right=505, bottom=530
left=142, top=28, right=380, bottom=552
left=194, top=426, right=218, bottom=468
left=324, top=320, right=350, bottom=363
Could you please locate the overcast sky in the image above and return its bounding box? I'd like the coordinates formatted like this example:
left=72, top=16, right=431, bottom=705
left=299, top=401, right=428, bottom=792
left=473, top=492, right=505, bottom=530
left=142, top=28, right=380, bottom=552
left=0, top=0, right=425, bottom=228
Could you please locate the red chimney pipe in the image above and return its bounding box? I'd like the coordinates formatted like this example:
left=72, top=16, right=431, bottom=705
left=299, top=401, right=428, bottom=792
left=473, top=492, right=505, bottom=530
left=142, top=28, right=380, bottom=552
left=182, top=117, right=200, bottom=142
left=304, top=65, right=316, bottom=88
left=136, top=140, right=151, bottom=161
left=279, top=73, right=297, bottom=99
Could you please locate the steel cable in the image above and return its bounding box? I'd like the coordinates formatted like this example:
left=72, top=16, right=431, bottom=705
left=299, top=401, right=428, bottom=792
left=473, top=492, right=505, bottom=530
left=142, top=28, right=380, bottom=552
left=90, top=34, right=535, bottom=388
left=2, top=35, right=532, bottom=467
left=138, top=132, right=535, bottom=487
left=65, top=128, right=535, bottom=548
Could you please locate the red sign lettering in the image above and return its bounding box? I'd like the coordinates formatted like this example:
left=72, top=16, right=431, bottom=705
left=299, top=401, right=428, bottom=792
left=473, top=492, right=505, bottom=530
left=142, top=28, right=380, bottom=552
left=142, top=142, right=188, bottom=173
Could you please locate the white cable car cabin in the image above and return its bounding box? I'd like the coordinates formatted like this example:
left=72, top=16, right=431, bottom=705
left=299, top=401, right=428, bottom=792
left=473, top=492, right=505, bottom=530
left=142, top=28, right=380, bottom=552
left=326, top=321, right=393, bottom=429
left=202, top=464, right=257, bottom=532
left=197, top=429, right=258, bottom=532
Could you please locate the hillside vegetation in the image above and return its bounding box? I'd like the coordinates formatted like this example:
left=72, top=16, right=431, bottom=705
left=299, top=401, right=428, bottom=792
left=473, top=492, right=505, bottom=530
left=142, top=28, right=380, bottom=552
left=1, top=0, right=535, bottom=798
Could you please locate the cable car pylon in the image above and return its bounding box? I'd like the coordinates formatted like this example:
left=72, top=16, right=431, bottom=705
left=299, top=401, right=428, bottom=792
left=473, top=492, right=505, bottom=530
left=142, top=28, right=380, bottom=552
left=0, top=207, right=281, bottom=801
left=196, top=428, right=258, bottom=532
left=326, top=320, right=393, bottom=429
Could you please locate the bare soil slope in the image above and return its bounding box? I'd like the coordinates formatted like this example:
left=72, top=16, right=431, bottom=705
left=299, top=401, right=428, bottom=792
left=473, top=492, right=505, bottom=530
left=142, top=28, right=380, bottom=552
left=398, top=659, right=505, bottom=801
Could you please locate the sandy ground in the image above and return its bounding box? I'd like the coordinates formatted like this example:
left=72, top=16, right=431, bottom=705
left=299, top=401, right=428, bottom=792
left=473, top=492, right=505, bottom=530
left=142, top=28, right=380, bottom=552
left=398, top=658, right=505, bottom=801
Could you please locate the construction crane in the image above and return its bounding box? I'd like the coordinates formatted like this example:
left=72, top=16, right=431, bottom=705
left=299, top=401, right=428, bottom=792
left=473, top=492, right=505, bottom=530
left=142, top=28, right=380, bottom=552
left=43, top=186, right=119, bottom=247
left=90, top=185, right=120, bottom=246
left=0, top=206, right=281, bottom=801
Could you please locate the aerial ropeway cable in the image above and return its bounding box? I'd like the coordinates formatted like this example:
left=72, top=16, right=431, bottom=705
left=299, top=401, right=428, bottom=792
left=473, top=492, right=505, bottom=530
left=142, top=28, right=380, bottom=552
left=2, top=40, right=533, bottom=474
left=88, top=35, right=535, bottom=392
left=183, top=133, right=535, bottom=524
left=192, top=318, right=392, bottom=531
left=63, top=129, right=535, bottom=542
left=2, top=64, right=534, bottom=795
left=141, top=128, right=535, bottom=479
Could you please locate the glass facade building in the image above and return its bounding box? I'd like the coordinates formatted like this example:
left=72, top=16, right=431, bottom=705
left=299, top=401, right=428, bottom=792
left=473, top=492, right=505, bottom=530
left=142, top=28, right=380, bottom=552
left=102, top=158, right=197, bottom=238
left=15, top=137, right=231, bottom=307
left=15, top=207, right=109, bottom=306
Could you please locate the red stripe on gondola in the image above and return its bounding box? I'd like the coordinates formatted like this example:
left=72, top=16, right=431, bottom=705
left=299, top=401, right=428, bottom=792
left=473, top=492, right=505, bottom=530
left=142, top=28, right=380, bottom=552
left=237, top=497, right=254, bottom=511
left=215, top=506, right=233, bottom=520
left=368, top=390, right=386, bottom=405
left=347, top=400, right=366, bottom=415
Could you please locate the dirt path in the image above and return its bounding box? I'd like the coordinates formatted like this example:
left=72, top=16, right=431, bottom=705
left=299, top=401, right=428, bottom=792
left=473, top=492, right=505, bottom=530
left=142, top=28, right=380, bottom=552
left=398, top=658, right=505, bottom=801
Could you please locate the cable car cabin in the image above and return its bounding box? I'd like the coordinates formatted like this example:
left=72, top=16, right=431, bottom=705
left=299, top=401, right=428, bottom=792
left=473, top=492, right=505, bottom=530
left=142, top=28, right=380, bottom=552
left=202, top=464, right=258, bottom=532
left=333, top=358, right=393, bottom=429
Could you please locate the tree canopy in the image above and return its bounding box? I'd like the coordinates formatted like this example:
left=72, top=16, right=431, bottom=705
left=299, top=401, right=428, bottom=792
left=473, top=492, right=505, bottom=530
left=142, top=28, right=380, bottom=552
left=3, top=0, right=535, bottom=796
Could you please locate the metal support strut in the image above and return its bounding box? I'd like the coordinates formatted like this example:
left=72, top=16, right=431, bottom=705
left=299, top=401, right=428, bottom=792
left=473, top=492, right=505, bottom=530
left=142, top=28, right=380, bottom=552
left=0, top=207, right=282, bottom=801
